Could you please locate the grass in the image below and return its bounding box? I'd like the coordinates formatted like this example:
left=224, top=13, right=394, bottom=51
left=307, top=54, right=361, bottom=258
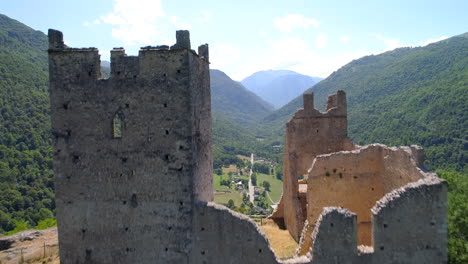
left=236, top=154, right=250, bottom=161
left=259, top=219, right=298, bottom=259
left=214, top=191, right=244, bottom=207
left=222, top=164, right=237, bottom=174
left=256, top=173, right=283, bottom=203
left=213, top=174, right=231, bottom=191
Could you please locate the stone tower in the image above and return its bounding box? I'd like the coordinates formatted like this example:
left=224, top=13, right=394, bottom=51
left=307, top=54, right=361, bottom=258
left=48, top=29, right=213, bottom=263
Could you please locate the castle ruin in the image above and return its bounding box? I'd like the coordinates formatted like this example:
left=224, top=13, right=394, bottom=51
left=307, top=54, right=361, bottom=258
left=48, top=29, right=447, bottom=264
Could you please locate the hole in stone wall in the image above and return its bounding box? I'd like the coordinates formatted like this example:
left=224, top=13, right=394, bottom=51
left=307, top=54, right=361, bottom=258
left=131, top=194, right=138, bottom=208
left=122, top=201, right=127, bottom=205
left=164, top=103, right=168, bottom=108
left=125, top=103, right=129, bottom=108
left=85, top=249, right=92, bottom=260
left=113, top=114, right=123, bottom=138
left=72, top=155, right=80, bottom=164
left=258, top=249, right=262, bottom=253
left=122, top=157, right=128, bottom=163
left=380, top=246, right=384, bottom=251
left=167, top=226, right=172, bottom=230
left=165, top=155, right=170, bottom=161
left=165, top=248, right=168, bottom=252
left=165, top=130, right=169, bottom=135
left=339, top=173, right=343, bottom=178
left=371, top=187, right=375, bottom=191
left=330, top=223, right=334, bottom=227
left=383, top=224, right=388, bottom=228
left=201, top=227, right=205, bottom=231
left=63, top=103, right=69, bottom=110
left=201, top=251, right=205, bottom=255
left=333, top=168, right=337, bottom=173
left=125, top=227, right=129, bottom=231
left=325, top=172, right=330, bottom=176
left=177, top=69, right=181, bottom=73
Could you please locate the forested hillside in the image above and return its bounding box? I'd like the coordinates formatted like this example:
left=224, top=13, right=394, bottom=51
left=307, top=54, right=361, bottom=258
left=0, top=14, right=54, bottom=233
left=259, top=33, right=468, bottom=171
left=211, top=69, right=273, bottom=126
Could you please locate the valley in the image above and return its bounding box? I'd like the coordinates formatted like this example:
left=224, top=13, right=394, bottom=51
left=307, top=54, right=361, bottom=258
left=0, top=12, right=466, bottom=263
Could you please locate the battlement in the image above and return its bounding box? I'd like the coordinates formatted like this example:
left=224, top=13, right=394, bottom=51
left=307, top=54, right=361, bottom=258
left=48, top=29, right=209, bottom=82
left=300, top=90, right=347, bottom=118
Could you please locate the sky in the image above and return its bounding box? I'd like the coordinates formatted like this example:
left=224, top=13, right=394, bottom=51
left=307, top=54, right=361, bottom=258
left=1, top=0, right=467, bottom=80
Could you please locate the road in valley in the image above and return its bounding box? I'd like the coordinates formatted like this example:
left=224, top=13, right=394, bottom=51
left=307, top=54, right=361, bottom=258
left=248, top=153, right=254, bottom=203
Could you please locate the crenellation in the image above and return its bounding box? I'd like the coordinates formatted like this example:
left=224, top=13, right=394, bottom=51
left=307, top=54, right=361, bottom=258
left=303, top=93, right=314, bottom=110
left=171, top=30, right=191, bottom=50
left=198, top=44, right=209, bottom=62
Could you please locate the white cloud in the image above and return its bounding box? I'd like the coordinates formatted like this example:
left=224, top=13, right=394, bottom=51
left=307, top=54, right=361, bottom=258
left=197, top=10, right=212, bottom=24
left=169, top=16, right=192, bottom=30
left=210, top=44, right=242, bottom=70
left=83, top=21, right=91, bottom=27
left=274, top=14, right=319, bottom=33
left=101, top=0, right=174, bottom=45
left=375, top=34, right=409, bottom=52
left=315, top=34, right=328, bottom=48
left=340, top=35, right=351, bottom=43
left=420, top=36, right=447, bottom=46
left=93, top=19, right=101, bottom=25
left=229, top=35, right=373, bottom=80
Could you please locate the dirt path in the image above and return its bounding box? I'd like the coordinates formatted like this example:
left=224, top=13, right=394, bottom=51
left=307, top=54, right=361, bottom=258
left=248, top=153, right=255, bottom=203
left=0, top=227, right=59, bottom=264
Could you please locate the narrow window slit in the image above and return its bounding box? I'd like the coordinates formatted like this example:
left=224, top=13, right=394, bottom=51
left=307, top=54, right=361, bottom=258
left=113, top=113, right=123, bottom=138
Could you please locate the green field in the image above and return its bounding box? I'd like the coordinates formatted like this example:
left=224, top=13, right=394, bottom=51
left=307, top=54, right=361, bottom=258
left=214, top=191, right=244, bottom=207
left=256, top=173, right=283, bottom=203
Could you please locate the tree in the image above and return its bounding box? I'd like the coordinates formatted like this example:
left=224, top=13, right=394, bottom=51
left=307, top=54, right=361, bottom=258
left=262, top=181, right=271, bottom=192
left=251, top=173, right=257, bottom=186
left=252, top=163, right=270, bottom=174
left=227, top=199, right=235, bottom=209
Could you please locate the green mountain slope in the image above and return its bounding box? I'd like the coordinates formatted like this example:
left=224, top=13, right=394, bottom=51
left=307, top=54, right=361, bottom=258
left=259, top=33, right=468, bottom=171
left=0, top=14, right=54, bottom=233
left=211, top=69, right=273, bottom=127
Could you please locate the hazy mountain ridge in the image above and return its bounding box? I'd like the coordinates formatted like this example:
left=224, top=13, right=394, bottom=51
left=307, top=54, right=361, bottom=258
left=258, top=33, right=468, bottom=171
left=210, top=69, right=274, bottom=126
left=241, top=69, right=322, bottom=109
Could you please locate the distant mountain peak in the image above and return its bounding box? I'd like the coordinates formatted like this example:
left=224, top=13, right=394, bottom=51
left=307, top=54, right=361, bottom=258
left=241, top=69, right=322, bottom=109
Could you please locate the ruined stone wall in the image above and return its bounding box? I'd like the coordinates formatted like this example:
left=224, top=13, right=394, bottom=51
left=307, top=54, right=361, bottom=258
left=308, top=177, right=447, bottom=264
left=190, top=202, right=278, bottom=264
left=49, top=29, right=211, bottom=263
left=272, top=91, right=356, bottom=242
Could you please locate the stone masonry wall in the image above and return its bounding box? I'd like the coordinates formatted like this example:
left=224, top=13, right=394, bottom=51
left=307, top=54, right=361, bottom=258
left=297, top=144, right=428, bottom=255
left=49, top=29, right=211, bottom=263
left=271, top=91, right=356, bottom=242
